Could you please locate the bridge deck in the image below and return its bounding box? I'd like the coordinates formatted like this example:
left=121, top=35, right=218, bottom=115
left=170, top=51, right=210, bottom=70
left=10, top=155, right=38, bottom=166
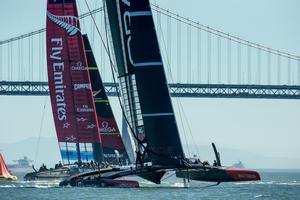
left=1, top=81, right=300, bottom=99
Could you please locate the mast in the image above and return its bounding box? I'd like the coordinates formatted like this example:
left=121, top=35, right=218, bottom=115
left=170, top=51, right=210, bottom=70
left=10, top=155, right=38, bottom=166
left=104, top=0, right=185, bottom=166
left=82, top=34, right=131, bottom=165
left=46, top=0, right=103, bottom=165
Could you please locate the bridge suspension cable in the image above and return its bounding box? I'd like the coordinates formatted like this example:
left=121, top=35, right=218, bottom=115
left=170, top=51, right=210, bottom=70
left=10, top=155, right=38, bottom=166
left=0, top=4, right=299, bottom=88
left=151, top=4, right=300, bottom=61
left=0, top=7, right=104, bottom=46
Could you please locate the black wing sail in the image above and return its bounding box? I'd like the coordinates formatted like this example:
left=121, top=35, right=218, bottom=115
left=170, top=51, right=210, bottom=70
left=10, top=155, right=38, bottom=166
left=105, top=0, right=185, bottom=166
left=83, top=35, right=131, bottom=165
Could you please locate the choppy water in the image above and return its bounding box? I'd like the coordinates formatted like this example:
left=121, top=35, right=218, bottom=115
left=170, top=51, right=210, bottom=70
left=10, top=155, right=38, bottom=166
left=1, top=171, right=300, bottom=200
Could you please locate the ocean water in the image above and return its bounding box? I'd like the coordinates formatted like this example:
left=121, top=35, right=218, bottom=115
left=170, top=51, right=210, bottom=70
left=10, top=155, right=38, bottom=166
left=1, top=171, right=300, bottom=200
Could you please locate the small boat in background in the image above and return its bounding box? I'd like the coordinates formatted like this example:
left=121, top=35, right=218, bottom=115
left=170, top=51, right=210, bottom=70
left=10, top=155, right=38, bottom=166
left=232, top=160, right=245, bottom=168
left=0, top=153, right=17, bottom=181
left=7, top=156, right=33, bottom=173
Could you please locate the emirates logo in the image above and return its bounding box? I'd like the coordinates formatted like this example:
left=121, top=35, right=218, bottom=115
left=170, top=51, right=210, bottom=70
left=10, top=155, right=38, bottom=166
left=47, top=11, right=81, bottom=36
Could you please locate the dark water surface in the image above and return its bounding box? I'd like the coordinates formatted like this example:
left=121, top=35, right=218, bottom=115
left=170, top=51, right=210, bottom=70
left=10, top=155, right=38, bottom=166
left=1, top=171, right=300, bottom=200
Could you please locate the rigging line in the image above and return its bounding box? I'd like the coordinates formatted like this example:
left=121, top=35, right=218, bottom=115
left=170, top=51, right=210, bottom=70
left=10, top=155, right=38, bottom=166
left=77, top=0, right=86, bottom=33
left=34, top=96, right=48, bottom=166
left=86, top=0, right=181, bottom=163
left=84, top=0, right=115, bottom=73
left=156, top=9, right=200, bottom=158
left=177, top=99, right=190, bottom=157
left=103, top=3, right=117, bottom=74
left=91, top=0, right=98, bottom=49
left=0, top=3, right=298, bottom=61
left=179, top=101, right=200, bottom=158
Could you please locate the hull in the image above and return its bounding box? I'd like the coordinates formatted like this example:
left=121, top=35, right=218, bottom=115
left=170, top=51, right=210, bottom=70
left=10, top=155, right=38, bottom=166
left=59, top=164, right=260, bottom=188
left=69, top=178, right=139, bottom=188
left=59, top=165, right=175, bottom=187
left=0, top=176, right=17, bottom=181
left=59, top=167, right=139, bottom=188
left=24, top=168, right=71, bottom=181
left=176, top=167, right=260, bottom=182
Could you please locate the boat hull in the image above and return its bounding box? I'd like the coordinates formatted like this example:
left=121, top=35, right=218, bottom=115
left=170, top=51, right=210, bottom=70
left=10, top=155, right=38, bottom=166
left=0, top=176, right=18, bottom=181
left=24, top=168, right=71, bottom=181
left=176, top=167, right=260, bottom=182
left=59, top=167, right=140, bottom=188
left=68, top=178, right=139, bottom=188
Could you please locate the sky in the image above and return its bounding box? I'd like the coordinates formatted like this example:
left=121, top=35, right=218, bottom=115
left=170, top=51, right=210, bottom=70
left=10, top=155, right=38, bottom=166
left=0, top=0, right=300, bottom=168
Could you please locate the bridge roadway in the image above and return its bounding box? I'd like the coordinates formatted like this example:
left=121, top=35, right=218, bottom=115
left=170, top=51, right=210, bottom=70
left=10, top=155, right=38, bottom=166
left=1, top=81, right=300, bottom=99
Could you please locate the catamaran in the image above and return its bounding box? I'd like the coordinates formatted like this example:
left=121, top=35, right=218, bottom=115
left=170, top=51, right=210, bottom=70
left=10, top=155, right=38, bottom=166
left=25, top=0, right=134, bottom=184
left=60, top=0, right=260, bottom=187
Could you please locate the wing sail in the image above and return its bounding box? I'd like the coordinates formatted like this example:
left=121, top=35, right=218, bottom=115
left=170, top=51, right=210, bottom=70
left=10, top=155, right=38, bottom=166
left=104, top=0, right=185, bottom=166
left=46, top=0, right=103, bottom=164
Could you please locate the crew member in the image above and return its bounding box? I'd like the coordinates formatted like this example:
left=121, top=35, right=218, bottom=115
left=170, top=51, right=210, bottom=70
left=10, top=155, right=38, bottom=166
left=136, top=150, right=143, bottom=167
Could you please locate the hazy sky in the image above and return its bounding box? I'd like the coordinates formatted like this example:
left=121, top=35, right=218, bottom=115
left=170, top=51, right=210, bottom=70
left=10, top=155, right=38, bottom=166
left=0, top=0, right=300, bottom=166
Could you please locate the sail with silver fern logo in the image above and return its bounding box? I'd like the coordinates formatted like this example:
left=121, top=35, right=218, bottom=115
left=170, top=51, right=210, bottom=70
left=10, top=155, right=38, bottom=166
left=39, top=0, right=139, bottom=187
left=46, top=0, right=103, bottom=166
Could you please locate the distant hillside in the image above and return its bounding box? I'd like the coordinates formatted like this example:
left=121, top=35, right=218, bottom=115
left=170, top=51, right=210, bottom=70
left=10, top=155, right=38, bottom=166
left=1, top=137, right=300, bottom=169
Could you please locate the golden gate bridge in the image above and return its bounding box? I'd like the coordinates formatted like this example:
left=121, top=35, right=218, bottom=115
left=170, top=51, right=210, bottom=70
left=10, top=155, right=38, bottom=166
left=0, top=5, right=300, bottom=99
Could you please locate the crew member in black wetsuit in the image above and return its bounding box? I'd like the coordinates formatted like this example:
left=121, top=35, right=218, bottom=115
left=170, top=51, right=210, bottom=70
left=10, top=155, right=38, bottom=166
left=136, top=150, right=143, bottom=168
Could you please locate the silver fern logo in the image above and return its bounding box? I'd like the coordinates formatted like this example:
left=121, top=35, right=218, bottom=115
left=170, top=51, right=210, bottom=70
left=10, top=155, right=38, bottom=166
left=47, top=11, right=81, bottom=36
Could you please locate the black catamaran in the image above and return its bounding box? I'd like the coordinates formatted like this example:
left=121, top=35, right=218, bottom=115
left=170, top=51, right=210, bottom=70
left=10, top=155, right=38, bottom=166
left=60, top=0, right=260, bottom=187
